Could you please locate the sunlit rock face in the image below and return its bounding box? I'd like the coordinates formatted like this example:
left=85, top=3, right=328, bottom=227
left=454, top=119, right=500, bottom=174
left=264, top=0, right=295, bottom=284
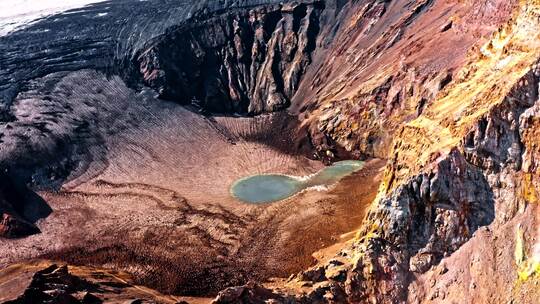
left=290, top=0, right=518, bottom=160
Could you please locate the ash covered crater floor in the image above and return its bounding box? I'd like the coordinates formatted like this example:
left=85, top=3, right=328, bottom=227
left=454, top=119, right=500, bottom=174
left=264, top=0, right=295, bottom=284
left=0, top=0, right=382, bottom=298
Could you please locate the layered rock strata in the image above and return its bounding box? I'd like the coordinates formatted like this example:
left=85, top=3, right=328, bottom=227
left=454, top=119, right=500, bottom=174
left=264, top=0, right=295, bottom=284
left=292, top=0, right=518, bottom=160
left=1, top=0, right=540, bottom=303
left=136, top=2, right=330, bottom=114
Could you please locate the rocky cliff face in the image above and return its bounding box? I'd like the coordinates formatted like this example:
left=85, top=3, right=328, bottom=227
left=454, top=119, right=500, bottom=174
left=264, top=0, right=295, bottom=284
left=290, top=0, right=518, bottom=160
left=135, top=1, right=330, bottom=114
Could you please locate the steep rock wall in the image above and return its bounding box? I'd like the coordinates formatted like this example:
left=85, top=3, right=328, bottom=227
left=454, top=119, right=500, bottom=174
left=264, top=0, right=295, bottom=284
left=290, top=0, right=518, bottom=160
left=135, top=1, right=331, bottom=114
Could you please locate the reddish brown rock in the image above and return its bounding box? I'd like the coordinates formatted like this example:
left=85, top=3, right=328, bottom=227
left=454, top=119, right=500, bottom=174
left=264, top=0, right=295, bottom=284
left=0, top=212, right=39, bottom=239
left=0, top=174, right=41, bottom=239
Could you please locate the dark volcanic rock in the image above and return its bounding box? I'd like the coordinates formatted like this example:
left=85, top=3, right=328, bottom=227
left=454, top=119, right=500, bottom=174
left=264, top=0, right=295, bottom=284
left=0, top=0, right=342, bottom=116
left=212, top=281, right=292, bottom=304
left=4, top=264, right=96, bottom=304
left=135, top=1, right=327, bottom=114
left=0, top=0, right=195, bottom=108
left=0, top=213, right=39, bottom=239
left=0, top=173, right=49, bottom=238
left=1, top=262, right=191, bottom=303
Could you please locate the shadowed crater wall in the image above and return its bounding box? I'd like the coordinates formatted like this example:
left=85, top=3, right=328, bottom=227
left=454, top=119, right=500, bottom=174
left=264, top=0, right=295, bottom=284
left=132, top=1, right=330, bottom=114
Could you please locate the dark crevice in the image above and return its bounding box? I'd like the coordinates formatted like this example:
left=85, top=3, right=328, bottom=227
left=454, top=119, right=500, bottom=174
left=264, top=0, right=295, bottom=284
left=263, top=10, right=283, bottom=40
left=293, top=4, right=308, bottom=33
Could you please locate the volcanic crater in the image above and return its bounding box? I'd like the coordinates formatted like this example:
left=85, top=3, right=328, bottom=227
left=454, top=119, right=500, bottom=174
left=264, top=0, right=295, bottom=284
left=0, top=0, right=383, bottom=299
left=1, top=0, right=540, bottom=303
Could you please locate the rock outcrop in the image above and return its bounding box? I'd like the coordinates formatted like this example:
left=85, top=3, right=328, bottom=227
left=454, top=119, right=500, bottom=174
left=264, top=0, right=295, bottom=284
left=0, top=174, right=42, bottom=238
left=291, top=0, right=518, bottom=160
left=5, top=264, right=95, bottom=304
left=0, top=213, right=39, bottom=239
left=135, top=2, right=330, bottom=114
left=0, top=262, right=185, bottom=304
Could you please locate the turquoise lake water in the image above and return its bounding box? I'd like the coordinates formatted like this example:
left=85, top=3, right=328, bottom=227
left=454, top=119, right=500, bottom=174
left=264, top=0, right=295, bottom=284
left=231, top=160, right=365, bottom=204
